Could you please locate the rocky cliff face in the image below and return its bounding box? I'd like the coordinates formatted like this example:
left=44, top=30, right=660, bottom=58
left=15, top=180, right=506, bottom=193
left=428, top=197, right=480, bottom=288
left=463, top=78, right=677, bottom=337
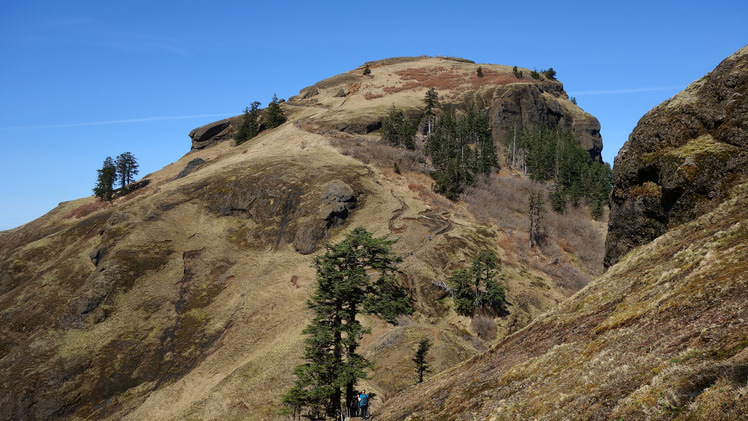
left=605, top=45, right=748, bottom=267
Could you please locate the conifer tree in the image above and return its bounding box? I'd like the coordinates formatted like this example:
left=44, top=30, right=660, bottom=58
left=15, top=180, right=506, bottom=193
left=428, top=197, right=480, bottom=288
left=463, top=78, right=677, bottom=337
left=115, top=152, right=139, bottom=190
left=381, top=105, right=416, bottom=149
left=265, top=93, right=286, bottom=128
left=363, top=64, right=371, bottom=75
left=413, top=338, right=432, bottom=383
left=529, top=191, right=545, bottom=248
left=93, top=156, right=117, bottom=201
left=235, top=101, right=261, bottom=145
left=282, top=227, right=412, bottom=420
left=448, top=249, right=507, bottom=316
left=423, top=88, right=439, bottom=137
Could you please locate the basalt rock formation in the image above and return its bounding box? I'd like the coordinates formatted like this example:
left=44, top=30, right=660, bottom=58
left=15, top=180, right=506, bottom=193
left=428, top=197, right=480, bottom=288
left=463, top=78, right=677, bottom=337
left=605, top=45, right=748, bottom=267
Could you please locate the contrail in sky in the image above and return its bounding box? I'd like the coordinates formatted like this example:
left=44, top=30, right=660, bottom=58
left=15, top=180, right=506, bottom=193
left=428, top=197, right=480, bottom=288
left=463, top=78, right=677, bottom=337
left=569, top=86, right=682, bottom=95
left=0, top=113, right=234, bottom=130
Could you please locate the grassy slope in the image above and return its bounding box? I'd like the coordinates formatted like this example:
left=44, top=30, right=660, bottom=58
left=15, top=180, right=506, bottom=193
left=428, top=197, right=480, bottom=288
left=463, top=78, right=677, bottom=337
left=0, top=57, right=605, bottom=420
left=375, top=182, right=748, bottom=420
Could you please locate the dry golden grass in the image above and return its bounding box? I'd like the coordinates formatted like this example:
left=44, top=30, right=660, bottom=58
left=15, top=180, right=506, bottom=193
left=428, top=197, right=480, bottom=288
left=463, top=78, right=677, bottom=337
left=376, top=182, right=748, bottom=420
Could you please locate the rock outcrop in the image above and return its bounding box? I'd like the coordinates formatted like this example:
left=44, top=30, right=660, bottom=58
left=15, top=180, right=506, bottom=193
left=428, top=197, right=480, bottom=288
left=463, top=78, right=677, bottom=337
left=605, top=45, right=748, bottom=267
left=189, top=117, right=239, bottom=150
left=488, top=81, right=603, bottom=160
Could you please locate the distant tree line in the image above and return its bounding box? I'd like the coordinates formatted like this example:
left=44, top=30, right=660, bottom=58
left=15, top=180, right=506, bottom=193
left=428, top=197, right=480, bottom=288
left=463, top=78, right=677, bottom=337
left=235, top=94, right=286, bottom=145
left=506, top=125, right=611, bottom=218
left=93, top=152, right=139, bottom=201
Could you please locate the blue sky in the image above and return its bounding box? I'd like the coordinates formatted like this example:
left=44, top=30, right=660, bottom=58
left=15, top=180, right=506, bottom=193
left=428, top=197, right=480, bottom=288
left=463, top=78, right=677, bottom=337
left=1, top=1, right=746, bottom=229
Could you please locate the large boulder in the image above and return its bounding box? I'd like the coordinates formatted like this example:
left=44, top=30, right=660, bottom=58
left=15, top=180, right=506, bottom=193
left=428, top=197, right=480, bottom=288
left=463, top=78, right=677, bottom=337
left=293, top=180, right=358, bottom=254
left=605, top=45, right=748, bottom=267
left=189, top=117, right=240, bottom=150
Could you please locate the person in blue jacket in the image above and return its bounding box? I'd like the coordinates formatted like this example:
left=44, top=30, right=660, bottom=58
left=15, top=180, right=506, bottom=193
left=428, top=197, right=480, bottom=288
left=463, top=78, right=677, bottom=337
left=358, top=389, right=370, bottom=419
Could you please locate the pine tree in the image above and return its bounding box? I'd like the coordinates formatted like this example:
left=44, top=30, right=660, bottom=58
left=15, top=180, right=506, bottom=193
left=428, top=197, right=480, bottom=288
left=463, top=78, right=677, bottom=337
left=413, top=338, right=432, bottom=383
left=363, top=64, right=371, bottom=75
left=282, top=227, right=411, bottom=420
left=115, top=152, right=139, bottom=190
left=235, top=101, right=261, bottom=145
left=93, top=156, right=117, bottom=201
left=265, top=93, right=286, bottom=128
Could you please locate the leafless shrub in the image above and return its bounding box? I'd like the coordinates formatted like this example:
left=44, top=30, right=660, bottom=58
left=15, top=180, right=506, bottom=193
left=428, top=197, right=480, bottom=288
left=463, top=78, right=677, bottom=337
left=463, top=174, right=606, bottom=284
left=431, top=279, right=454, bottom=298
left=471, top=315, right=497, bottom=340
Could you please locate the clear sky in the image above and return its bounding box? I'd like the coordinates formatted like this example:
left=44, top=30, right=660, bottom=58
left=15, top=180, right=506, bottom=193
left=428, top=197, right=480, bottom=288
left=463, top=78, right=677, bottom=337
left=1, top=1, right=746, bottom=230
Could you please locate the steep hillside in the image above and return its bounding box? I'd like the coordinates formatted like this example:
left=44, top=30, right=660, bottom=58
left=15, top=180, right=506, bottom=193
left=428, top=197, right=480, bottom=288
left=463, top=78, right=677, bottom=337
left=376, top=48, right=748, bottom=420
left=0, top=57, right=606, bottom=420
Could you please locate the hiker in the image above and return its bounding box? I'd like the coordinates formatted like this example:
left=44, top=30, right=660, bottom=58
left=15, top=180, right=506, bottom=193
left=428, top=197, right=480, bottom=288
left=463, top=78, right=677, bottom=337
left=359, top=389, right=370, bottom=420
left=349, top=396, right=359, bottom=417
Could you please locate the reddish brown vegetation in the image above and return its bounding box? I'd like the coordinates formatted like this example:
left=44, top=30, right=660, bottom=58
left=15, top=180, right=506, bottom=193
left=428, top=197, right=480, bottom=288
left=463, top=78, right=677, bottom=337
left=385, top=67, right=520, bottom=94
left=62, top=200, right=111, bottom=220
left=290, top=275, right=299, bottom=289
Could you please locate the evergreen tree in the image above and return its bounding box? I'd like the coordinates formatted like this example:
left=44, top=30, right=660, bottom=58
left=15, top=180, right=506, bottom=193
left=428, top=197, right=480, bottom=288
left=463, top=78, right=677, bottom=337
left=363, top=64, right=371, bottom=75
left=265, top=93, right=286, bottom=128
left=282, top=227, right=412, bottom=420
left=93, top=156, right=117, bottom=201
left=381, top=105, right=416, bottom=149
left=449, top=268, right=474, bottom=316
left=427, top=107, right=496, bottom=200
left=528, top=191, right=545, bottom=248
left=448, top=249, right=507, bottom=316
left=423, top=88, right=439, bottom=137
left=115, top=152, right=139, bottom=190
left=413, top=338, right=432, bottom=383
left=476, top=66, right=483, bottom=77
left=235, top=101, right=261, bottom=145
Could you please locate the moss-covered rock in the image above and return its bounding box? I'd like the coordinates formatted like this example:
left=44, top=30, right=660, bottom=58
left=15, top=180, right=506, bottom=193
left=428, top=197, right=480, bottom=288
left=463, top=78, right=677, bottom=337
left=605, top=45, right=748, bottom=267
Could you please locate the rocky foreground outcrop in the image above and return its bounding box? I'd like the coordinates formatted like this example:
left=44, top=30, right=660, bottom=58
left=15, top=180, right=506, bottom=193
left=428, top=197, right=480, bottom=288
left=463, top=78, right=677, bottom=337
left=605, top=45, right=748, bottom=267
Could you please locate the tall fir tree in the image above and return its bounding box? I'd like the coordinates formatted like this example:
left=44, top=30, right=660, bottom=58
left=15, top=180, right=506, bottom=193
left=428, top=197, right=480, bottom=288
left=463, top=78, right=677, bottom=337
left=93, top=156, right=117, bottom=201
left=448, top=249, right=507, bottom=316
left=381, top=105, right=416, bottom=149
left=235, top=101, right=261, bottom=145
left=115, top=152, right=139, bottom=190
left=282, top=227, right=411, bottom=420
left=423, top=88, right=439, bottom=137
left=528, top=191, right=546, bottom=248
left=413, top=338, right=432, bottom=383
left=265, top=93, right=286, bottom=128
